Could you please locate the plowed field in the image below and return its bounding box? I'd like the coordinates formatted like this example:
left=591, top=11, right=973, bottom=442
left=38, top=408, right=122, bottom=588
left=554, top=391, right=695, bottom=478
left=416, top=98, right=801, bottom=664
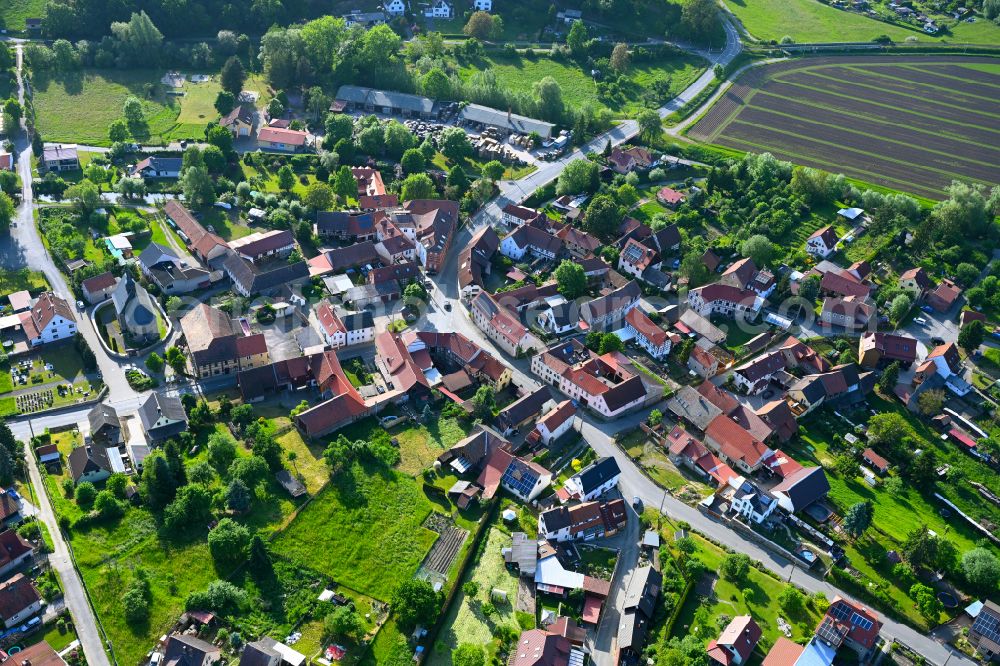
left=689, top=56, right=1000, bottom=199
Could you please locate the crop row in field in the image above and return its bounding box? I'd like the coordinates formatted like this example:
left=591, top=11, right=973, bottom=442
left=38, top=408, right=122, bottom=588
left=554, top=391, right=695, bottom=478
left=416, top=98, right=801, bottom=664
left=689, top=56, right=1000, bottom=199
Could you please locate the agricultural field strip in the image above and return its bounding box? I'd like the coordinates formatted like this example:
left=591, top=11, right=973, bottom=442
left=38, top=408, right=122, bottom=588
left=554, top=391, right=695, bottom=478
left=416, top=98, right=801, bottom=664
left=737, top=100, right=1000, bottom=169
left=713, top=135, right=954, bottom=199
left=750, top=85, right=1000, bottom=146
left=747, top=90, right=1000, bottom=157
left=921, top=63, right=1000, bottom=85
left=831, top=65, right=1000, bottom=108
left=762, top=78, right=1000, bottom=135
left=893, top=64, right=1000, bottom=92
left=720, top=119, right=997, bottom=188
left=836, top=63, right=1000, bottom=101
left=783, top=70, right=999, bottom=120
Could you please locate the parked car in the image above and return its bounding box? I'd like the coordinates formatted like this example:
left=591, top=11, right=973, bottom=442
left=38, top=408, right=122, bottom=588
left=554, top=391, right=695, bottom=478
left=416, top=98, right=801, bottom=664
left=914, top=317, right=928, bottom=325
left=930, top=337, right=945, bottom=346
left=921, top=305, right=934, bottom=314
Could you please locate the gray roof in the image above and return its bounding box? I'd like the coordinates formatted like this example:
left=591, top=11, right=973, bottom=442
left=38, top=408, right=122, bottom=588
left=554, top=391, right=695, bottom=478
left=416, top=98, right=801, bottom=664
left=138, top=393, right=188, bottom=441
left=459, top=103, right=555, bottom=139
left=336, top=85, right=434, bottom=115
left=622, top=565, right=661, bottom=618
left=67, top=445, right=111, bottom=483
left=87, top=403, right=120, bottom=440
left=224, top=254, right=309, bottom=296
left=771, top=466, right=830, bottom=512
left=666, top=385, right=723, bottom=431
left=342, top=311, right=374, bottom=332
left=112, top=273, right=158, bottom=327
left=240, top=640, right=280, bottom=666
left=498, top=386, right=551, bottom=429
left=138, top=242, right=179, bottom=269
left=165, top=634, right=220, bottom=666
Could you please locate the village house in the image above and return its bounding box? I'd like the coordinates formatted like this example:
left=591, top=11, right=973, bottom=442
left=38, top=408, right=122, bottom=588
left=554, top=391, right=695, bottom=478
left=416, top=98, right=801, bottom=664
left=858, top=331, right=917, bottom=368
left=707, top=616, right=762, bottom=666
left=497, top=386, right=552, bottom=435
left=131, top=156, right=182, bottom=179
left=560, top=456, right=620, bottom=502
left=815, top=597, right=882, bottom=660
left=384, top=0, right=407, bottom=15
left=138, top=393, right=189, bottom=443
left=969, top=599, right=1000, bottom=661
left=687, top=344, right=721, bottom=379
left=769, top=465, right=830, bottom=514
left=257, top=125, right=309, bottom=152
left=623, top=307, right=674, bottom=359
left=656, top=187, right=686, bottom=208
left=220, top=104, right=256, bottom=137
left=608, top=146, right=654, bottom=174
left=722, top=474, right=778, bottom=524
left=580, top=281, right=641, bottom=331
left=0, top=530, right=35, bottom=579
left=68, top=444, right=112, bottom=485
left=477, top=446, right=552, bottom=502
left=502, top=204, right=543, bottom=227
left=180, top=303, right=270, bottom=378
left=786, top=363, right=874, bottom=416
left=618, top=238, right=659, bottom=281
left=687, top=283, right=762, bottom=319
left=389, top=199, right=459, bottom=274
left=704, top=414, right=772, bottom=474
left=163, top=634, right=222, bottom=666
left=500, top=225, right=563, bottom=261
left=862, top=448, right=890, bottom=475
left=315, top=303, right=375, bottom=348
left=667, top=425, right=738, bottom=487
left=531, top=340, right=649, bottom=419
left=719, top=258, right=776, bottom=298
left=509, top=626, right=581, bottom=666
left=20, top=293, right=77, bottom=347
left=425, top=0, right=453, bottom=18
left=529, top=400, right=577, bottom=446
left=293, top=353, right=371, bottom=439
left=335, top=86, right=436, bottom=119
left=805, top=225, right=839, bottom=258
left=821, top=296, right=875, bottom=329
left=41, top=144, right=79, bottom=172
left=81, top=271, right=119, bottom=305
left=458, top=226, right=501, bottom=300
left=538, top=498, right=627, bottom=542
left=0, top=574, right=42, bottom=628
left=471, top=291, right=541, bottom=357
left=899, top=267, right=933, bottom=298
left=927, top=278, right=962, bottom=313
left=224, top=254, right=310, bottom=297
left=732, top=351, right=786, bottom=394
left=137, top=243, right=211, bottom=294
left=558, top=226, right=601, bottom=259
left=314, top=211, right=377, bottom=241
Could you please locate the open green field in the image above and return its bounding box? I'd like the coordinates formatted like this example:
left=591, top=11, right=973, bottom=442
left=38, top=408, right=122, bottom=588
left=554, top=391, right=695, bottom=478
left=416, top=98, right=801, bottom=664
left=390, top=416, right=468, bottom=476
left=689, top=56, right=1000, bottom=199
left=32, top=70, right=261, bottom=146
left=428, top=526, right=525, bottom=665
left=0, top=0, right=45, bottom=31
left=458, top=52, right=707, bottom=118
left=273, top=459, right=438, bottom=600
left=0, top=269, right=49, bottom=295
left=723, top=0, right=1000, bottom=43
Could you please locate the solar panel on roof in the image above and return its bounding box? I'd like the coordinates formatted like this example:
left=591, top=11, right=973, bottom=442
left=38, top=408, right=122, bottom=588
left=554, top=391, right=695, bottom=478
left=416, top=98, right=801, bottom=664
left=850, top=612, right=873, bottom=631
left=828, top=602, right=851, bottom=622
left=815, top=618, right=846, bottom=647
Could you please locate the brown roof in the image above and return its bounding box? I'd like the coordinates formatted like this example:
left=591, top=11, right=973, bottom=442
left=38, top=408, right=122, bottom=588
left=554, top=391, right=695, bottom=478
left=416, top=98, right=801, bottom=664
left=929, top=278, right=962, bottom=310
left=762, top=637, right=804, bottom=666
left=11, top=641, right=66, bottom=666
left=900, top=267, right=932, bottom=290
left=807, top=225, right=838, bottom=248
left=235, top=333, right=268, bottom=357
left=539, top=400, right=577, bottom=433
left=705, top=414, right=770, bottom=468
left=0, top=573, right=40, bottom=621
left=696, top=380, right=739, bottom=414
left=862, top=447, right=889, bottom=471
left=860, top=332, right=917, bottom=363
left=0, top=529, right=33, bottom=569
left=820, top=270, right=870, bottom=299
left=625, top=308, right=667, bottom=347
left=316, top=301, right=345, bottom=337
left=21, top=293, right=75, bottom=341
left=81, top=271, right=118, bottom=293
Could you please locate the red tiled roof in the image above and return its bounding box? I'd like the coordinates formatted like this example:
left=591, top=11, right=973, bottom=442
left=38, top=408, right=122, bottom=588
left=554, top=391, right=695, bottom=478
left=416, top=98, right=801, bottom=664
left=82, top=271, right=117, bottom=293
left=705, top=414, right=770, bottom=468
left=657, top=187, right=685, bottom=205
left=862, top=448, right=889, bottom=471
left=235, top=333, right=268, bottom=357
left=316, top=301, right=345, bottom=337
left=258, top=126, right=308, bottom=146
left=625, top=308, right=667, bottom=347
left=762, top=637, right=804, bottom=666
left=539, top=400, right=576, bottom=432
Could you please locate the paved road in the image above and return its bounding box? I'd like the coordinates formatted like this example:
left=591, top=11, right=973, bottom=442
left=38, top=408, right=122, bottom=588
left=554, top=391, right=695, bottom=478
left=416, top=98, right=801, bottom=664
left=7, top=44, right=113, bottom=666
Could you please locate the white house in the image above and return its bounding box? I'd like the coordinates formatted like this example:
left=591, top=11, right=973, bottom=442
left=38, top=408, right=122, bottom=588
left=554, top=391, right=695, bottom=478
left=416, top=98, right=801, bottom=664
left=805, top=225, right=839, bottom=258
left=725, top=476, right=778, bottom=524
left=424, top=0, right=453, bottom=17
left=687, top=283, right=762, bottom=319
left=473, top=0, right=493, bottom=10
left=501, top=204, right=540, bottom=227
left=561, top=456, right=620, bottom=502
left=385, top=0, right=407, bottom=15
left=618, top=237, right=658, bottom=280
left=538, top=499, right=627, bottom=542
left=499, top=225, right=562, bottom=262
left=623, top=308, right=672, bottom=360
left=533, top=400, right=577, bottom=445
left=536, top=296, right=576, bottom=336
left=316, top=303, right=374, bottom=348
left=20, top=293, right=77, bottom=347
left=732, top=350, right=786, bottom=395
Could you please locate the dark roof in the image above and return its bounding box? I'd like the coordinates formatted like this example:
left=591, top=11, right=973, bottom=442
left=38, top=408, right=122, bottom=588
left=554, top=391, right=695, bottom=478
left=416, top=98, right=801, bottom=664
left=498, top=386, right=551, bottom=429
left=342, top=311, right=374, bottom=332
left=575, top=456, right=620, bottom=495
left=224, top=254, right=309, bottom=295
left=240, top=639, right=281, bottom=666
left=315, top=211, right=377, bottom=237
left=164, top=634, right=220, bottom=666
left=771, top=466, right=830, bottom=511
left=322, top=241, right=380, bottom=272
left=87, top=403, right=120, bottom=438
left=602, top=376, right=648, bottom=412
left=67, top=445, right=111, bottom=483
left=0, top=573, right=40, bottom=621
left=137, top=393, right=188, bottom=441
left=0, top=530, right=33, bottom=569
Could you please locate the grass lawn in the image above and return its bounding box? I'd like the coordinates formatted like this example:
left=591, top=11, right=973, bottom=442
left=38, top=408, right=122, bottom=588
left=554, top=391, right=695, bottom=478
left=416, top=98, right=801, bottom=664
left=242, top=163, right=322, bottom=198
left=391, top=416, right=469, bottom=476
left=275, top=427, right=329, bottom=494
left=670, top=533, right=824, bottom=650
left=273, top=459, right=438, bottom=601
left=0, top=269, right=49, bottom=295
left=24, top=621, right=79, bottom=652
left=722, top=0, right=1000, bottom=43
left=0, top=0, right=45, bottom=31
left=457, top=52, right=707, bottom=118
left=620, top=431, right=710, bottom=495
left=32, top=69, right=228, bottom=146
left=428, top=527, right=524, bottom=666
left=196, top=207, right=254, bottom=242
